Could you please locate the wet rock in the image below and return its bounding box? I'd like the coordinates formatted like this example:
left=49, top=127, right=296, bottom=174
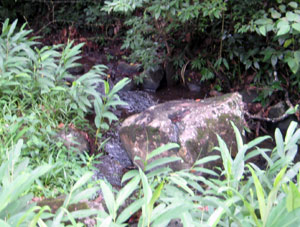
left=94, top=155, right=126, bottom=187
left=119, top=93, right=245, bottom=170
left=117, top=61, right=141, bottom=76
left=268, top=101, right=286, bottom=118
left=268, top=101, right=298, bottom=135
left=56, top=127, right=90, bottom=153
left=142, top=65, right=165, bottom=91
left=186, top=81, right=201, bottom=92
left=239, top=89, right=259, bottom=103
left=116, top=90, right=158, bottom=116
left=165, top=60, right=177, bottom=87
left=104, top=132, right=133, bottom=168
left=68, top=65, right=85, bottom=75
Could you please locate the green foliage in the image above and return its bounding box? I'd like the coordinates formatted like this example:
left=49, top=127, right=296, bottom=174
left=94, top=77, right=130, bottom=145
left=95, top=121, right=300, bottom=226
left=0, top=140, right=98, bottom=226
left=103, top=0, right=225, bottom=75
left=2, top=121, right=300, bottom=226
left=103, top=0, right=300, bottom=101
left=0, top=19, right=129, bottom=196
left=0, top=139, right=52, bottom=226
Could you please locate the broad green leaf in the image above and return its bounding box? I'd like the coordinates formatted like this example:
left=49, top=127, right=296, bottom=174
left=99, top=216, right=112, bottom=227
left=169, top=175, right=194, bottom=196
left=147, top=143, right=179, bottom=160
left=275, top=128, right=284, bottom=158
left=147, top=180, right=164, bottom=219
left=145, top=157, right=181, bottom=172
left=288, top=2, right=298, bottom=9
left=231, top=121, right=243, bottom=151
left=102, top=111, right=118, bottom=123
left=266, top=198, right=300, bottom=227
left=285, top=121, right=298, bottom=143
left=146, top=167, right=172, bottom=178
left=292, top=23, right=300, bottom=32
left=286, top=12, right=300, bottom=22
left=243, top=199, right=261, bottom=227
left=7, top=19, right=18, bottom=38
left=286, top=181, right=300, bottom=212
left=139, top=168, right=152, bottom=205
left=108, top=78, right=131, bottom=98
left=248, top=165, right=266, bottom=222
left=277, top=20, right=290, bottom=36
left=222, top=58, right=229, bottom=70
left=284, top=38, right=293, bottom=48
left=152, top=203, right=191, bottom=226
left=271, top=9, right=281, bottom=19
left=232, top=145, right=247, bottom=182
left=29, top=206, right=51, bottom=227
left=121, top=170, right=139, bottom=184
left=274, top=166, right=287, bottom=187
left=286, top=57, right=299, bottom=74
left=70, top=187, right=99, bottom=204
left=246, top=135, right=271, bottom=150
left=71, top=172, right=93, bottom=192
left=116, top=175, right=140, bottom=210
left=207, top=196, right=240, bottom=227
left=193, top=155, right=220, bottom=166
left=67, top=209, right=98, bottom=219
left=259, top=26, right=267, bottom=36
left=279, top=4, right=286, bottom=13
left=117, top=199, right=144, bottom=224
left=100, top=180, right=115, bottom=217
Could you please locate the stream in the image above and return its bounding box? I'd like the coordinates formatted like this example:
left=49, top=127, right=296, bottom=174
left=75, top=53, right=210, bottom=187
left=75, top=53, right=283, bottom=189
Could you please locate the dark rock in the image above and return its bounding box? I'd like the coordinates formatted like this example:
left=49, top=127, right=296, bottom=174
left=268, top=102, right=298, bottom=135
left=268, top=101, right=286, bottom=118
left=142, top=65, right=165, bottom=91
left=186, top=81, right=201, bottom=92
left=94, top=155, right=126, bottom=187
left=239, top=89, right=259, bottom=103
left=117, top=90, right=157, bottom=116
left=165, top=61, right=178, bottom=87
left=119, top=92, right=245, bottom=170
left=116, top=61, right=141, bottom=76
left=67, top=65, right=85, bottom=75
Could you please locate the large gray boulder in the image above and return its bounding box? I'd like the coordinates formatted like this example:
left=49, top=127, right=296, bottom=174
left=119, top=92, right=245, bottom=170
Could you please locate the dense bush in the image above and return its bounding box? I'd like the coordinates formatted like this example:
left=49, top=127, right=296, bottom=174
left=2, top=1, right=299, bottom=102
left=96, top=121, right=300, bottom=226
left=103, top=0, right=300, bottom=100
left=2, top=123, right=300, bottom=226
left=0, top=19, right=129, bottom=196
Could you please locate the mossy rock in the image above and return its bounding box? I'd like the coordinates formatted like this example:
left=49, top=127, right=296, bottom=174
left=120, top=92, right=245, bottom=170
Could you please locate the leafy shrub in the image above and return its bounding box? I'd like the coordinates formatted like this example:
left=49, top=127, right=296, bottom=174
left=95, top=121, right=300, bottom=226
left=0, top=139, right=99, bottom=226
left=0, top=19, right=130, bottom=196
left=0, top=139, right=52, bottom=226
left=2, top=122, right=300, bottom=226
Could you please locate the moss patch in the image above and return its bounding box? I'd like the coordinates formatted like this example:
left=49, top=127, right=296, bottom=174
left=185, top=113, right=243, bottom=162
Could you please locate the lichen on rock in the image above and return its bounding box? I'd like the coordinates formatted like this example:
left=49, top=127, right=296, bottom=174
left=119, top=92, right=245, bottom=171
